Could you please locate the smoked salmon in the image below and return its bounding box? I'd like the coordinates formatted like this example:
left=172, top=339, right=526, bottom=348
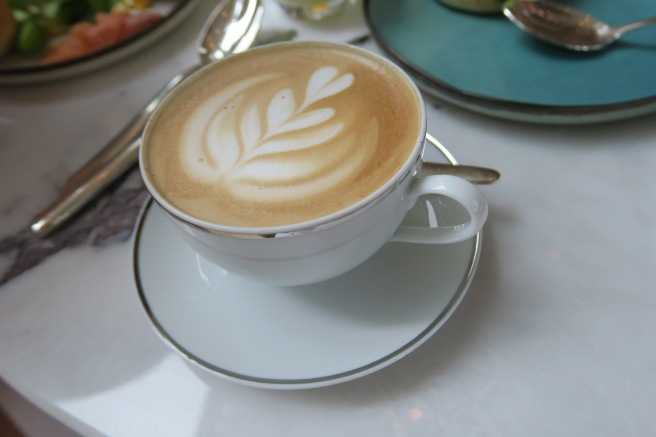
left=42, top=10, right=162, bottom=65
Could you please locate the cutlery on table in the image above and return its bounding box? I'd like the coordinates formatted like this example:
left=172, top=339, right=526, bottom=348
left=424, top=134, right=500, bottom=184
left=503, top=0, right=656, bottom=51
left=30, top=0, right=501, bottom=237
left=30, top=0, right=269, bottom=237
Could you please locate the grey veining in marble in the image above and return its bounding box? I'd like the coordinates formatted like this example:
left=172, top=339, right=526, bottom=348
left=0, top=170, right=148, bottom=286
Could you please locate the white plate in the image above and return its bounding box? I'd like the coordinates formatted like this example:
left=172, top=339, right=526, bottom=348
left=133, top=145, right=482, bottom=390
left=0, top=0, right=202, bottom=85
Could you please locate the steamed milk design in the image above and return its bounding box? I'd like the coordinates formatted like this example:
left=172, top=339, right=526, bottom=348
left=144, top=43, right=421, bottom=228
left=140, top=43, right=488, bottom=285
left=180, top=66, right=376, bottom=203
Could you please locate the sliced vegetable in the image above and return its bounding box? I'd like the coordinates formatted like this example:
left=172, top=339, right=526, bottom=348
left=17, top=19, right=45, bottom=55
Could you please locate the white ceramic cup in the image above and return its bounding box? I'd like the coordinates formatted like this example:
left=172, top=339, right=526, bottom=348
left=139, top=42, right=488, bottom=286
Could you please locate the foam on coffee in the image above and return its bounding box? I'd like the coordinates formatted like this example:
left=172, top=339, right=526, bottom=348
left=143, top=43, right=422, bottom=228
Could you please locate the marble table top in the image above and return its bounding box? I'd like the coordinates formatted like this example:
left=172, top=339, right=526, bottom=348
left=1, top=0, right=655, bottom=436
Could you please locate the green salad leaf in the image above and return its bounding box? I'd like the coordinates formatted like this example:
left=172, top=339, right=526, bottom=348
left=7, top=0, right=123, bottom=56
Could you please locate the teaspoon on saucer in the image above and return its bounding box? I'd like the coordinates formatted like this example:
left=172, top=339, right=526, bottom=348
left=423, top=134, right=500, bottom=184
left=503, top=0, right=656, bottom=51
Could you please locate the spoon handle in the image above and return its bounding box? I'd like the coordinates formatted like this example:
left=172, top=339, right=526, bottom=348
left=614, top=17, right=656, bottom=36
left=423, top=133, right=500, bottom=184
left=421, top=162, right=500, bottom=184
left=30, top=63, right=203, bottom=237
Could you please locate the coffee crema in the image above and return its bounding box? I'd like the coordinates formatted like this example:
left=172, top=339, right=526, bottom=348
left=143, top=42, right=422, bottom=228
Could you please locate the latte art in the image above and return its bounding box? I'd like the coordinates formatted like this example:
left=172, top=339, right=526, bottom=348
left=143, top=43, right=422, bottom=228
left=180, top=66, right=376, bottom=202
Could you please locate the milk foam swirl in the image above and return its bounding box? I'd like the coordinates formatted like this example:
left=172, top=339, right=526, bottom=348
left=180, top=66, right=378, bottom=202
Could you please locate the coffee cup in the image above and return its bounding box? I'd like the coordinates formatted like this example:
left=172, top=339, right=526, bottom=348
left=139, top=41, right=488, bottom=286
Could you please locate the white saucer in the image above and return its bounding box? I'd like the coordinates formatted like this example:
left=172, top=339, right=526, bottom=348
left=133, top=144, right=482, bottom=389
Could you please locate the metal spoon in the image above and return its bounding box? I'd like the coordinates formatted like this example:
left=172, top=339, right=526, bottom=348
left=424, top=134, right=500, bottom=184
left=503, top=0, right=656, bottom=51
left=30, top=0, right=267, bottom=237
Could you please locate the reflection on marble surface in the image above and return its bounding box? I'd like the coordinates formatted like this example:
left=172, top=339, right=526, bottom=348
left=0, top=378, right=82, bottom=437
left=0, top=170, right=148, bottom=286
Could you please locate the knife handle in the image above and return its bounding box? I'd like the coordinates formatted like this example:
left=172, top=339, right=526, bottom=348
left=30, top=63, right=203, bottom=237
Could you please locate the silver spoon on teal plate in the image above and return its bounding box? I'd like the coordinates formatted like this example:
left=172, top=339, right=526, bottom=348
left=503, top=0, right=656, bottom=51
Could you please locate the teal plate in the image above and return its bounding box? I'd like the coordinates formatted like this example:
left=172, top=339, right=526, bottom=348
left=364, top=0, right=656, bottom=123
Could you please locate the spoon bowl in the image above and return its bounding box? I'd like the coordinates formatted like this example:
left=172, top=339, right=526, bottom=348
left=503, top=0, right=656, bottom=51
left=199, top=0, right=264, bottom=62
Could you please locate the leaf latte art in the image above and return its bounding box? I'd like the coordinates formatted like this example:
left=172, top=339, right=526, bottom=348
left=181, top=66, right=377, bottom=202
left=143, top=43, right=422, bottom=228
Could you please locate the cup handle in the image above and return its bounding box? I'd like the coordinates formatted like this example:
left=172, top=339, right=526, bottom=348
left=390, top=175, right=488, bottom=244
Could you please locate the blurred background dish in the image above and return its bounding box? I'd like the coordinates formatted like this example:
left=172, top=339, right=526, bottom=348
left=364, top=0, right=656, bottom=124
left=273, top=0, right=347, bottom=20
left=437, top=0, right=504, bottom=14
left=0, top=0, right=202, bottom=85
